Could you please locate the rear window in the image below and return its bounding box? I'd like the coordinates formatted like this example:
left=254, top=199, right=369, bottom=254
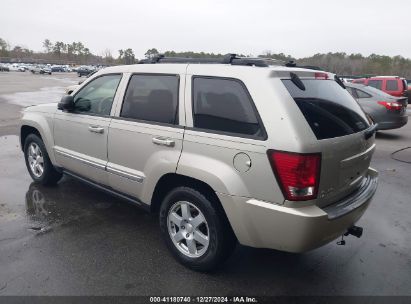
left=386, top=80, right=399, bottom=91
left=282, top=79, right=370, bottom=140
left=368, top=80, right=383, bottom=90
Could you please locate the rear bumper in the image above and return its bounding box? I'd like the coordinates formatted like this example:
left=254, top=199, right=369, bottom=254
left=218, top=168, right=378, bottom=253
left=377, top=116, right=408, bottom=130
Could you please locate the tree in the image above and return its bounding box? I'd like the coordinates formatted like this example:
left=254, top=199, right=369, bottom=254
left=43, top=39, right=53, bottom=53
left=0, top=38, right=9, bottom=56
left=145, top=48, right=159, bottom=59
left=53, top=41, right=66, bottom=57
left=118, top=48, right=136, bottom=64
left=11, top=46, right=23, bottom=58
left=103, top=49, right=114, bottom=65
left=123, top=48, right=135, bottom=64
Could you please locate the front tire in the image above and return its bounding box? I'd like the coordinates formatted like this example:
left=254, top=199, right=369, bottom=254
left=159, top=187, right=236, bottom=272
left=24, top=134, right=62, bottom=186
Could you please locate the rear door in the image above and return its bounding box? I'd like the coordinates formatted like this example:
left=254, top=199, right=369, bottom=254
left=282, top=77, right=375, bottom=207
left=107, top=71, right=185, bottom=204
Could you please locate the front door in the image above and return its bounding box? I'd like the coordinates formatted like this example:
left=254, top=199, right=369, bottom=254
left=53, top=74, right=123, bottom=184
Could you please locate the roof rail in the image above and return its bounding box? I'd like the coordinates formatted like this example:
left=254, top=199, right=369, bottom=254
left=138, top=54, right=273, bottom=67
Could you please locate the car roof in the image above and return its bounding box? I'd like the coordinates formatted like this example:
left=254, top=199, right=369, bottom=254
left=100, top=63, right=324, bottom=77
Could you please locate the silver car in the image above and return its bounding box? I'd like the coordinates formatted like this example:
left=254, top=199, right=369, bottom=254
left=20, top=56, right=378, bottom=271
left=346, top=83, right=408, bottom=130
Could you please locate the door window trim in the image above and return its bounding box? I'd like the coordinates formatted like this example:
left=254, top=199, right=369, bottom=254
left=70, top=73, right=123, bottom=118
left=117, top=73, right=181, bottom=127
left=190, top=75, right=267, bottom=141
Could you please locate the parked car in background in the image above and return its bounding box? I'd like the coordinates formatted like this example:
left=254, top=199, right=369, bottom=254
left=8, top=63, right=20, bottom=71
left=346, top=83, right=408, bottom=130
left=65, top=70, right=98, bottom=94
left=20, top=57, right=378, bottom=271
left=352, top=76, right=408, bottom=98
left=30, top=65, right=52, bottom=75
left=51, top=66, right=65, bottom=72
left=0, top=64, right=10, bottom=72
left=18, top=65, right=28, bottom=72
left=77, top=66, right=93, bottom=77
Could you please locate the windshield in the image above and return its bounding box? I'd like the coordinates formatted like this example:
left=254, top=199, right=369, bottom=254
left=283, top=79, right=370, bottom=140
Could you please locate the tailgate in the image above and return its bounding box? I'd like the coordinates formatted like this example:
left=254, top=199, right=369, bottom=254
left=281, top=75, right=376, bottom=207
left=316, top=131, right=376, bottom=207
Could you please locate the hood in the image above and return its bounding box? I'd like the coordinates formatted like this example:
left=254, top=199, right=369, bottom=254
left=24, top=102, right=58, bottom=114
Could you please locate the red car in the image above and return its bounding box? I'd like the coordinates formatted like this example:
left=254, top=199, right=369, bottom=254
left=352, top=76, right=408, bottom=98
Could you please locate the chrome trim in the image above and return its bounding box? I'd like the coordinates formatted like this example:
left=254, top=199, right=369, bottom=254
left=54, top=148, right=144, bottom=183
left=54, top=149, right=106, bottom=170
left=106, top=166, right=144, bottom=183
left=340, top=144, right=376, bottom=168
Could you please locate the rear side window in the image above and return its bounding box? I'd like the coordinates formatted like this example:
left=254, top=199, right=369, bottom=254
left=121, top=74, right=179, bottom=124
left=282, top=79, right=370, bottom=140
left=356, top=89, right=371, bottom=98
left=346, top=87, right=357, bottom=98
left=192, top=77, right=265, bottom=139
left=386, top=80, right=399, bottom=91
left=368, top=80, right=383, bottom=90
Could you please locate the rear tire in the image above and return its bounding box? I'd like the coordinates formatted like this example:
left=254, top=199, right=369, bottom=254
left=159, top=186, right=236, bottom=272
left=24, top=134, right=62, bottom=186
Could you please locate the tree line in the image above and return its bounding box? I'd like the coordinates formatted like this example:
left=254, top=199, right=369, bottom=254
left=1, top=38, right=411, bottom=78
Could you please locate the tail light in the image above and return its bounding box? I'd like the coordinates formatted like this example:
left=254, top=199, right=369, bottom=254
left=315, top=72, right=329, bottom=80
left=267, top=150, right=321, bottom=201
left=378, top=101, right=402, bottom=110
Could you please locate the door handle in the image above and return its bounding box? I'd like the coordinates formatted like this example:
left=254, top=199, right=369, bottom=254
left=152, top=137, right=175, bottom=147
left=88, top=125, right=105, bottom=134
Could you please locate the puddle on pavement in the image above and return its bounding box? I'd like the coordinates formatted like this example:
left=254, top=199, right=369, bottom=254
left=0, top=135, right=150, bottom=244
left=1, top=86, right=69, bottom=107
left=0, top=75, right=77, bottom=107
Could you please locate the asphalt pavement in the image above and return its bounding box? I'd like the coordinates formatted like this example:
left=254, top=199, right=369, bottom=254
left=0, top=72, right=410, bottom=296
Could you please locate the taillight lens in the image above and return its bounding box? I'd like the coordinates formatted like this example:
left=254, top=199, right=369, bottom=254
left=268, top=150, right=321, bottom=201
left=315, top=72, right=329, bottom=80
left=378, top=101, right=402, bottom=110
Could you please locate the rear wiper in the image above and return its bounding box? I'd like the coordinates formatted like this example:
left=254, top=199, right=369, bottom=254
left=364, top=123, right=378, bottom=140
left=290, top=72, right=305, bottom=91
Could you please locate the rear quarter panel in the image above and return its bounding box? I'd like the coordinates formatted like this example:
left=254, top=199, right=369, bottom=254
left=178, top=66, right=318, bottom=204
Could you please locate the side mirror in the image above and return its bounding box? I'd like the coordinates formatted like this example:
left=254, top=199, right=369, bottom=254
left=78, top=79, right=84, bottom=85
left=58, top=95, right=74, bottom=111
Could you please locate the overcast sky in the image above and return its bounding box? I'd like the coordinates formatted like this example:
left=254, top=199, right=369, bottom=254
left=1, top=0, right=410, bottom=59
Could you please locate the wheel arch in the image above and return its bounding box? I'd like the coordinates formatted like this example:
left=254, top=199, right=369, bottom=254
left=20, top=117, right=56, bottom=165
left=20, top=125, right=42, bottom=151
left=150, top=173, right=225, bottom=216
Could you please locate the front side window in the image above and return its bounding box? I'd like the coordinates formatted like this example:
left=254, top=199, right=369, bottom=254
left=368, top=80, right=383, bottom=90
left=192, top=77, right=264, bottom=138
left=121, top=74, right=179, bottom=124
left=74, top=74, right=122, bottom=116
